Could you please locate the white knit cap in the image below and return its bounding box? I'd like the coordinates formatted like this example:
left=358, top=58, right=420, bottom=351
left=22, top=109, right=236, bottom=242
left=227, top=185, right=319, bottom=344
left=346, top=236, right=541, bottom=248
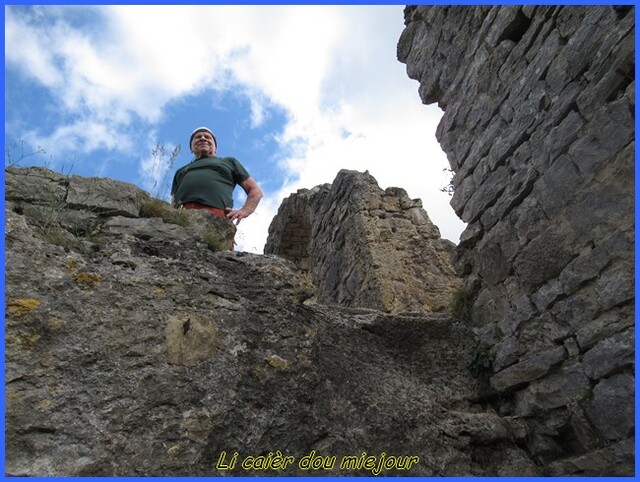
left=190, top=127, right=217, bottom=148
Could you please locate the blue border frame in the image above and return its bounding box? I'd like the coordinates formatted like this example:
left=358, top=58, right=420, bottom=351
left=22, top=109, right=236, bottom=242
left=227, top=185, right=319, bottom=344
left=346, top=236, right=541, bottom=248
left=2, top=2, right=637, bottom=481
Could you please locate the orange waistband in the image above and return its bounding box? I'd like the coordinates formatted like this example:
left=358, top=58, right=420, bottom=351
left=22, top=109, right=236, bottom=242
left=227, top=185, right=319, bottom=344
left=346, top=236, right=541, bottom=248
left=181, top=202, right=226, bottom=218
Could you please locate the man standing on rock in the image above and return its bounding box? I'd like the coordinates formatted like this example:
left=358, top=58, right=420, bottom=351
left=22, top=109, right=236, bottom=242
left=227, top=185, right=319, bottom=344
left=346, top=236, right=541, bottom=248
left=171, top=127, right=263, bottom=226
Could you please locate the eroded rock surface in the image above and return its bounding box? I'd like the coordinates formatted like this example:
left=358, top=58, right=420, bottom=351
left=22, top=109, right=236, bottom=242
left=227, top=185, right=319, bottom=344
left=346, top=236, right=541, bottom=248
left=5, top=166, right=535, bottom=476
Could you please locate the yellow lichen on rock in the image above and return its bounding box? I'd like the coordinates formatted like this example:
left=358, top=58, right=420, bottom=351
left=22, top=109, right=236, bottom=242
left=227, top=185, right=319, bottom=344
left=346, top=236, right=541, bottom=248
left=6, top=332, right=41, bottom=350
left=36, top=399, right=52, bottom=411
left=48, top=317, right=67, bottom=329
left=74, top=272, right=104, bottom=288
left=7, top=298, right=41, bottom=316
left=266, top=354, right=290, bottom=371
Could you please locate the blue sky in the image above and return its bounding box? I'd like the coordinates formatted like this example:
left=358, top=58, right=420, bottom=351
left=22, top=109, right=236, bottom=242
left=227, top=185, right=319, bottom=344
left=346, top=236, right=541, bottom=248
left=5, top=5, right=467, bottom=252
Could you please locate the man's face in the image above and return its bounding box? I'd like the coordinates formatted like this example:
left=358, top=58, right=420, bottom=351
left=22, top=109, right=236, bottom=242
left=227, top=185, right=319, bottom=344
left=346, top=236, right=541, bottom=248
left=191, top=130, right=216, bottom=158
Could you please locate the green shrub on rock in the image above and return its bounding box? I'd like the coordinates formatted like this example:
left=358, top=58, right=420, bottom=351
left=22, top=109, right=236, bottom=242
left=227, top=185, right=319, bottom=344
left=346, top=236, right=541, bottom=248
left=450, top=288, right=471, bottom=322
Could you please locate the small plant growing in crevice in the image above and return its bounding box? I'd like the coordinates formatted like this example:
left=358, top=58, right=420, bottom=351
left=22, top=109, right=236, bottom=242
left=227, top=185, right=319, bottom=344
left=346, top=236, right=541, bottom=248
left=37, top=227, right=74, bottom=251
left=441, top=167, right=455, bottom=196
left=149, top=142, right=181, bottom=200
left=5, top=139, right=47, bottom=167
left=450, top=288, right=472, bottom=322
left=468, top=345, right=495, bottom=376
left=27, top=204, right=67, bottom=232
left=139, top=198, right=166, bottom=218
left=6, top=139, right=76, bottom=175
left=140, top=198, right=190, bottom=226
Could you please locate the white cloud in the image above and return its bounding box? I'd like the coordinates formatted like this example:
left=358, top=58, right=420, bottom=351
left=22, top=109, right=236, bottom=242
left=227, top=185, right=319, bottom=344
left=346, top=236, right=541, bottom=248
left=6, top=5, right=466, bottom=253
left=17, top=120, right=132, bottom=171
left=237, top=94, right=466, bottom=253
left=5, top=13, right=63, bottom=87
left=228, top=6, right=467, bottom=250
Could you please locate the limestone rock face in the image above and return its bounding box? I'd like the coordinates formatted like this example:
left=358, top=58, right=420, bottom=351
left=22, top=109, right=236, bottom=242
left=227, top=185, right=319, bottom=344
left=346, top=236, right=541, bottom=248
left=6, top=166, right=540, bottom=476
left=398, top=5, right=634, bottom=475
left=265, top=169, right=461, bottom=313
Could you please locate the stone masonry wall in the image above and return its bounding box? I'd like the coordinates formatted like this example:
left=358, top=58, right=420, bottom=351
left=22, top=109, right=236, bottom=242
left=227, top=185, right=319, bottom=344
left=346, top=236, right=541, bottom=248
left=398, top=6, right=634, bottom=474
left=265, top=170, right=461, bottom=313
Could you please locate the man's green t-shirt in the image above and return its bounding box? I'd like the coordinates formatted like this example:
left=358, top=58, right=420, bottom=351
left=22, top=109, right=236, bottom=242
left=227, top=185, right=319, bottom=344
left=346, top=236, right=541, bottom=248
left=171, top=156, right=251, bottom=210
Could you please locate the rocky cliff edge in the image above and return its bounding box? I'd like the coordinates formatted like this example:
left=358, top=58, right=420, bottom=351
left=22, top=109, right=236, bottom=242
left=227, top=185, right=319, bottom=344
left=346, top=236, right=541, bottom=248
left=5, top=166, right=539, bottom=476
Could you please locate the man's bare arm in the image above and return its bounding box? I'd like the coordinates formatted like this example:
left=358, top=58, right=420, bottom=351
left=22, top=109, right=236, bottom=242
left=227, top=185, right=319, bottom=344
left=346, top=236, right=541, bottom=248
left=226, top=177, right=263, bottom=224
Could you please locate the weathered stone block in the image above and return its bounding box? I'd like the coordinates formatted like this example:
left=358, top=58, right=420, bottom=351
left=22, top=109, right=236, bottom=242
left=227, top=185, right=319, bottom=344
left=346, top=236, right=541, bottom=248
left=5, top=166, right=68, bottom=205
left=546, top=8, right=608, bottom=93
left=590, top=261, right=634, bottom=312
left=557, top=298, right=603, bottom=338
left=511, top=196, right=549, bottom=246
left=490, top=345, right=566, bottom=392
left=67, top=175, right=149, bottom=217
left=531, top=279, right=565, bottom=312
left=563, top=337, right=580, bottom=357
left=497, top=294, right=537, bottom=337
left=460, top=166, right=509, bottom=224
left=493, top=336, right=520, bottom=371
left=582, top=328, right=634, bottom=380
left=480, top=166, right=537, bottom=232
left=517, top=312, right=572, bottom=354
left=450, top=174, right=476, bottom=216
left=585, top=372, right=635, bottom=441
left=568, top=98, right=634, bottom=178
left=568, top=405, right=601, bottom=452
left=534, top=155, right=581, bottom=218
left=471, top=285, right=509, bottom=328
left=477, top=240, right=510, bottom=287
left=544, top=110, right=584, bottom=161
left=547, top=438, right=634, bottom=476
left=514, top=365, right=590, bottom=415
left=513, top=227, right=574, bottom=289
left=559, top=238, right=617, bottom=296
left=575, top=307, right=634, bottom=351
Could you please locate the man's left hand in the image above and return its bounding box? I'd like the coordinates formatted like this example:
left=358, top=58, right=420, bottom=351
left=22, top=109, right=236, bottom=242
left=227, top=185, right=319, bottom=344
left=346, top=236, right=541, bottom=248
left=225, top=207, right=250, bottom=224
left=227, top=177, right=263, bottom=225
